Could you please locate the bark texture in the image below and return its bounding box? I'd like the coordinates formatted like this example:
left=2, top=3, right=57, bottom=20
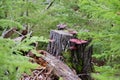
left=41, top=51, right=81, bottom=80
left=47, top=30, right=73, bottom=56
left=47, top=30, right=93, bottom=80
left=70, top=40, right=93, bottom=80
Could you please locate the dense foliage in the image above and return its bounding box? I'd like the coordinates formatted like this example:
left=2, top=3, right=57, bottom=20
left=0, top=0, right=120, bottom=80
left=0, top=0, right=48, bottom=79
left=77, top=0, right=120, bottom=80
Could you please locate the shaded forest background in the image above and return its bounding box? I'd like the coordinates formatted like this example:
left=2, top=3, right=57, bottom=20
left=0, top=0, right=120, bottom=80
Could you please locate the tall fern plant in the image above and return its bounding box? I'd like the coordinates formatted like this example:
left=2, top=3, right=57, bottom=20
left=0, top=35, right=48, bottom=80
left=0, top=37, right=36, bottom=80
left=0, top=5, right=48, bottom=79
left=77, top=0, right=120, bottom=80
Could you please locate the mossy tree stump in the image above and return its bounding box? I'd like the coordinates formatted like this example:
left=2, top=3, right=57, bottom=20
left=69, top=39, right=93, bottom=80
left=47, top=30, right=93, bottom=80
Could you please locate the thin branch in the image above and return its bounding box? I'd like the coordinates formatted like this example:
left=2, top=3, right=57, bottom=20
left=13, top=30, right=24, bottom=36
left=1, top=28, right=7, bottom=37
left=78, top=73, right=90, bottom=76
left=45, top=0, right=55, bottom=10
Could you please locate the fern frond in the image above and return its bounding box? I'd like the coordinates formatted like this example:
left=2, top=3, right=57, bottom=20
left=0, top=19, right=23, bottom=29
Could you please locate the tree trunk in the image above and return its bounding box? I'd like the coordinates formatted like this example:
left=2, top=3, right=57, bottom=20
left=41, top=51, right=81, bottom=80
left=47, top=30, right=93, bottom=80
left=70, top=40, right=93, bottom=80
left=47, top=30, right=73, bottom=57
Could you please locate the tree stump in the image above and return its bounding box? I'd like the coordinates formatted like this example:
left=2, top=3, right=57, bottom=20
left=47, top=30, right=73, bottom=57
left=69, top=39, right=93, bottom=80
left=47, top=30, right=93, bottom=80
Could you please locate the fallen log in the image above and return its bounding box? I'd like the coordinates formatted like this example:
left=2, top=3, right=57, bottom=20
left=1, top=28, right=17, bottom=38
left=39, top=50, right=81, bottom=80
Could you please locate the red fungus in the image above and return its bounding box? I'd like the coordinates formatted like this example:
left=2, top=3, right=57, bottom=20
left=80, top=40, right=87, bottom=43
left=69, top=39, right=78, bottom=43
left=69, top=46, right=77, bottom=50
left=69, top=30, right=78, bottom=35
left=70, top=39, right=87, bottom=44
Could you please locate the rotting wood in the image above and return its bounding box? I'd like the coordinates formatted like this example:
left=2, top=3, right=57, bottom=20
left=40, top=50, right=81, bottom=80
left=2, top=28, right=17, bottom=38
left=69, top=39, right=93, bottom=80
left=23, top=50, right=81, bottom=80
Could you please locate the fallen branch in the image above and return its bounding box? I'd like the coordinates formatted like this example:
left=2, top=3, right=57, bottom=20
left=45, top=0, right=55, bottom=10
left=1, top=28, right=17, bottom=38
left=13, top=30, right=23, bottom=36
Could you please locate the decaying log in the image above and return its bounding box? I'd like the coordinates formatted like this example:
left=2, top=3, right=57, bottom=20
left=47, top=30, right=73, bottom=56
left=41, top=51, right=81, bottom=80
left=22, top=50, right=81, bottom=80
left=13, top=36, right=25, bottom=42
left=1, top=28, right=17, bottom=38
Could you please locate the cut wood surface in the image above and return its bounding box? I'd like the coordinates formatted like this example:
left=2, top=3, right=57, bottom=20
left=47, top=30, right=73, bottom=56
left=41, top=51, right=81, bottom=80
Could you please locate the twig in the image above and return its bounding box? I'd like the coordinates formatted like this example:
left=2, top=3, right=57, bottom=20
left=44, top=67, right=53, bottom=75
left=78, top=73, right=90, bottom=76
left=45, top=0, right=55, bottom=10
left=37, top=69, right=45, bottom=76
left=27, top=31, right=32, bottom=36
left=1, top=28, right=7, bottom=37
left=13, top=30, right=24, bottom=36
left=44, top=67, right=54, bottom=80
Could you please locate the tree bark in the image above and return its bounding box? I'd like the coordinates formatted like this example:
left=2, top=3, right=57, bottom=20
left=41, top=51, right=81, bottom=80
left=71, top=41, right=93, bottom=80
left=2, top=28, right=17, bottom=38
left=47, top=30, right=93, bottom=80
left=47, top=30, right=73, bottom=57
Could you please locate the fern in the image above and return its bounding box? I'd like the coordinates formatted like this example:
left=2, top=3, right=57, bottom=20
left=77, top=0, right=120, bottom=79
left=14, top=36, right=48, bottom=54
left=0, top=19, right=23, bottom=29
left=0, top=35, right=48, bottom=80
left=0, top=37, right=37, bottom=80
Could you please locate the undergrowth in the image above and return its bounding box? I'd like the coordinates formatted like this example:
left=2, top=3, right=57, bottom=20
left=0, top=0, right=120, bottom=80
